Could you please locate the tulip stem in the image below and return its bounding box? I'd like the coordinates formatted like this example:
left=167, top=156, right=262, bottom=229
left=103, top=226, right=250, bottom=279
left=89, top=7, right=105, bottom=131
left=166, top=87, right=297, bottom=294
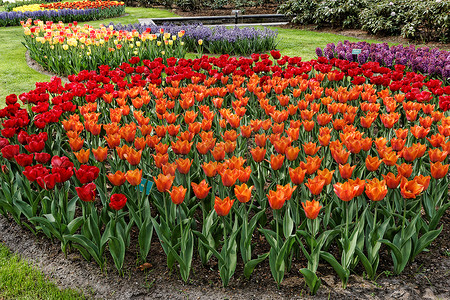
left=345, top=202, right=349, bottom=239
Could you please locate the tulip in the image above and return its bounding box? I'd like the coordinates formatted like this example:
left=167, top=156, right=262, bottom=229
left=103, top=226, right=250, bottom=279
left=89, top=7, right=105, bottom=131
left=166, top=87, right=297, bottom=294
left=169, top=185, right=187, bottom=205
left=382, top=172, right=402, bottom=189
left=365, top=178, right=388, bottom=201
left=289, top=166, right=307, bottom=185
left=74, top=149, right=90, bottom=164
left=348, top=178, right=365, bottom=197
left=124, top=148, right=142, bottom=166
left=285, top=146, right=301, bottom=161
left=176, top=158, right=192, bottom=174
left=269, top=154, right=284, bottom=171
left=414, top=175, right=431, bottom=191
left=220, top=169, right=240, bottom=187
left=333, top=181, right=359, bottom=202
left=430, top=161, right=449, bottom=179
left=75, top=165, right=99, bottom=184
left=107, top=170, right=126, bottom=186
left=14, top=153, right=34, bottom=167
left=397, top=163, right=413, bottom=178
left=92, top=146, right=108, bottom=162
left=339, top=163, right=355, bottom=179
left=317, top=168, right=335, bottom=185
left=214, top=196, right=234, bottom=216
left=34, top=152, right=51, bottom=164
left=428, top=148, right=448, bottom=162
left=202, top=161, right=218, bottom=177
left=302, top=199, right=322, bottom=219
left=365, top=155, right=382, bottom=172
left=191, top=180, right=211, bottom=200
left=267, top=189, right=287, bottom=210
left=1, top=145, right=20, bottom=160
left=125, top=169, right=142, bottom=186
left=400, top=177, right=424, bottom=199
left=250, top=147, right=266, bottom=163
left=234, top=183, right=254, bottom=203
left=238, top=166, right=252, bottom=183
left=153, top=173, right=175, bottom=193
left=76, top=182, right=96, bottom=202
left=305, top=176, right=326, bottom=195
left=109, top=193, right=127, bottom=210
left=36, top=173, right=58, bottom=190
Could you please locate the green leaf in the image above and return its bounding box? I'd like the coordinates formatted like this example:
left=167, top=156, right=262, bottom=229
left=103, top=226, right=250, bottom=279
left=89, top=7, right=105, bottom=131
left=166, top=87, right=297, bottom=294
left=109, top=236, right=125, bottom=271
left=300, top=268, right=321, bottom=295
left=67, top=216, right=84, bottom=235
left=355, top=247, right=374, bottom=279
left=411, top=226, right=443, bottom=262
left=320, top=251, right=349, bottom=287
left=138, top=218, right=153, bottom=261
left=243, top=252, right=269, bottom=279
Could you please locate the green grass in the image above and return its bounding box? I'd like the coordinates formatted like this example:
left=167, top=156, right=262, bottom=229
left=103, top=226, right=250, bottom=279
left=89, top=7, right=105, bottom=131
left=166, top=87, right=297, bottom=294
left=0, top=243, right=84, bottom=299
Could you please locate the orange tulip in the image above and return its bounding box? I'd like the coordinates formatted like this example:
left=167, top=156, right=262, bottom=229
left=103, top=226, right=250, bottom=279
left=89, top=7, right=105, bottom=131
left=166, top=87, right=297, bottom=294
left=300, top=156, right=322, bottom=175
left=169, top=185, right=187, bottom=205
left=414, top=175, right=431, bottom=191
left=303, top=142, right=321, bottom=156
left=365, top=178, right=388, bottom=201
left=397, top=163, right=413, bottom=178
left=348, top=178, right=365, bottom=196
left=69, top=137, right=84, bottom=152
left=202, top=161, right=218, bottom=177
left=302, top=199, right=322, bottom=219
left=317, top=168, right=335, bottom=186
left=305, top=176, right=326, bottom=195
left=220, top=169, right=240, bottom=187
left=152, top=153, right=169, bottom=168
left=124, top=148, right=142, bottom=166
left=382, top=172, right=402, bottom=189
left=254, top=133, right=267, bottom=147
left=162, top=162, right=177, bottom=176
left=74, top=149, right=90, bottom=164
left=278, top=183, right=297, bottom=201
left=171, top=140, right=192, bottom=155
left=365, top=155, right=382, bottom=172
left=153, top=173, right=175, bottom=192
left=134, top=137, right=147, bottom=151
left=269, top=154, right=285, bottom=171
left=107, top=170, right=126, bottom=186
left=191, top=180, right=212, bottom=199
left=238, top=166, right=252, bottom=183
left=234, top=183, right=254, bottom=203
left=400, top=177, right=424, bottom=199
left=92, top=146, right=108, bottom=162
left=339, top=163, right=355, bottom=179
left=289, top=167, right=307, bottom=185
left=125, top=169, right=142, bottom=186
left=382, top=151, right=399, bottom=166
left=331, top=147, right=350, bottom=165
left=428, top=148, right=448, bottom=162
left=267, top=189, right=287, bottom=210
left=430, top=161, right=449, bottom=179
left=214, top=196, right=234, bottom=216
left=116, top=144, right=130, bottom=160
left=250, top=147, right=266, bottom=163
left=176, top=158, right=192, bottom=174
left=333, top=181, right=358, bottom=202
left=211, top=144, right=226, bottom=161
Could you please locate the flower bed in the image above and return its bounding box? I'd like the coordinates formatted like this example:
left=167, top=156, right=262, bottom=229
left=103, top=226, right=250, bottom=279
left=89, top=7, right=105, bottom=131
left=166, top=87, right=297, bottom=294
left=0, top=53, right=449, bottom=293
left=22, top=20, right=186, bottom=75
left=316, top=41, right=450, bottom=82
left=111, top=22, right=279, bottom=56
left=0, top=1, right=125, bottom=27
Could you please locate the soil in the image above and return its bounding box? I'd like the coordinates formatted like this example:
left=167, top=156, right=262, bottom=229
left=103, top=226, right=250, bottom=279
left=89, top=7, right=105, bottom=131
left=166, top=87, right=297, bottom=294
left=0, top=210, right=449, bottom=300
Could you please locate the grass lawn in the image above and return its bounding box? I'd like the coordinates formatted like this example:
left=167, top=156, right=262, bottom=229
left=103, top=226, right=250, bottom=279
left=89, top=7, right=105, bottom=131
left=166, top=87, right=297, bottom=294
left=0, top=243, right=84, bottom=299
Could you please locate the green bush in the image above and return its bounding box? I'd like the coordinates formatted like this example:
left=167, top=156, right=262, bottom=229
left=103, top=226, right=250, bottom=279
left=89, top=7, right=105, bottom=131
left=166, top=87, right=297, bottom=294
left=401, top=0, right=450, bottom=43
left=360, top=0, right=416, bottom=36
left=278, top=0, right=367, bottom=29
